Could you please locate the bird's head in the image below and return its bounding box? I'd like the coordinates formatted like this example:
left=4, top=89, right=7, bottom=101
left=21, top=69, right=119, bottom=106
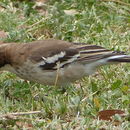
left=0, top=42, right=10, bottom=70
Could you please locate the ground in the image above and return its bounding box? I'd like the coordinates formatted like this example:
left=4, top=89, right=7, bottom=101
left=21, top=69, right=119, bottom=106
left=0, top=0, right=130, bottom=129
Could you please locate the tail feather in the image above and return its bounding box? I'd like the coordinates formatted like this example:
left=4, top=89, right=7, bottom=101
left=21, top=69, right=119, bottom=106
left=107, top=55, right=130, bottom=62
left=76, top=44, right=130, bottom=64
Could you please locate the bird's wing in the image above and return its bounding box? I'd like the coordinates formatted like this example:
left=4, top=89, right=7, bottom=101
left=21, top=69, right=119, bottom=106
left=28, top=40, right=80, bottom=70
left=74, top=44, right=126, bottom=63
left=28, top=40, right=129, bottom=70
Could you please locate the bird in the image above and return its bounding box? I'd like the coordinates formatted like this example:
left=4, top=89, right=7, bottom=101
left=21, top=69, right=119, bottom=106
left=0, top=39, right=130, bottom=86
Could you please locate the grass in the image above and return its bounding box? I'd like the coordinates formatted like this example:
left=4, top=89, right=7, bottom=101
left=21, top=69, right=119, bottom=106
left=0, top=0, right=130, bottom=129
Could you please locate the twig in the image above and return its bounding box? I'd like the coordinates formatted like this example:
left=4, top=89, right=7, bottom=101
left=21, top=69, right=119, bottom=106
left=0, top=111, right=42, bottom=118
left=27, top=17, right=48, bottom=29
left=0, top=111, right=46, bottom=122
left=54, top=62, right=60, bottom=86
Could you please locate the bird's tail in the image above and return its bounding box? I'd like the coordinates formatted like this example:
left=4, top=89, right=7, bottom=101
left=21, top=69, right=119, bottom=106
left=75, top=44, right=130, bottom=64
left=106, top=55, right=130, bottom=63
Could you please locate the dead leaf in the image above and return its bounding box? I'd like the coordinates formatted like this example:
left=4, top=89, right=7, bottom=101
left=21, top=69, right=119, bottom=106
left=16, top=121, right=33, bottom=129
left=98, top=109, right=125, bottom=121
left=0, top=30, right=8, bottom=39
left=0, top=6, right=5, bottom=12
left=33, top=0, right=48, bottom=16
left=64, top=9, right=78, bottom=15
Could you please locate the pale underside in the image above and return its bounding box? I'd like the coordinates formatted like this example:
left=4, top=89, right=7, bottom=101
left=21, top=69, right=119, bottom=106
left=1, top=59, right=98, bottom=86
left=2, top=54, right=127, bottom=86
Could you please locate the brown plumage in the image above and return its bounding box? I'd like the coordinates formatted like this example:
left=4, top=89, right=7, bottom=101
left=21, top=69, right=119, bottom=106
left=0, top=39, right=130, bottom=86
